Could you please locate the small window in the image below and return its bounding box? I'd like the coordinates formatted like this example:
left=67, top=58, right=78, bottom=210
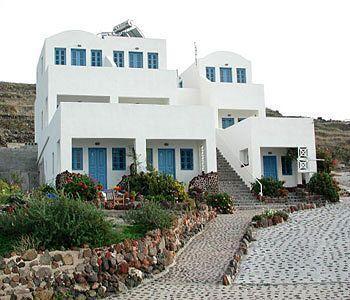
left=238, top=118, right=246, bottom=122
left=281, top=156, right=293, bottom=175
left=71, top=49, right=86, bottom=66
left=146, top=148, right=153, bottom=169
left=148, top=52, right=158, bottom=69
left=180, top=149, right=194, bottom=170
left=113, top=51, right=124, bottom=67
left=220, top=67, right=233, bottom=83
left=72, top=148, right=83, bottom=170
left=222, top=117, right=235, bottom=129
left=237, top=68, right=247, bottom=83
left=129, top=51, right=143, bottom=68
left=112, top=148, right=126, bottom=170
left=91, top=49, right=102, bottom=67
left=55, top=48, right=66, bottom=65
left=179, top=80, right=183, bottom=88
left=206, top=67, right=216, bottom=82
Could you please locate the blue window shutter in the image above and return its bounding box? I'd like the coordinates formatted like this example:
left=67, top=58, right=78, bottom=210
left=129, top=52, right=143, bottom=68
left=206, top=67, right=216, bottom=82
left=55, top=48, right=66, bottom=65
left=147, top=53, right=158, bottom=69
left=72, top=148, right=83, bottom=170
left=113, top=51, right=124, bottom=67
left=180, top=149, right=193, bottom=170
left=112, top=148, right=126, bottom=170
left=281, top=156, right=293, bottom=175
left=146, top=148, right=153, bottom=168
left=71, top=49, right=86, bottom=66
left=91, top=49, right=102, bottom=66
left=237, top=68, right=247, bottom=83
left=220, top=67, right=233, bottom=83
left=222, top=118, right=235, bottom=129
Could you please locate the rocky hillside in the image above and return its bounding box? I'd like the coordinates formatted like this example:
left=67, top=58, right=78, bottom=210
left=0, top=82, right=349, bottom=165
left=266, top=108, right=350, bottom=165
left=0, top=82, right=35, bottom=146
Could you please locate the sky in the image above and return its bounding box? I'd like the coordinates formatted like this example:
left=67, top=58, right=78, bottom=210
left=0, top=0, right=349, bottom=120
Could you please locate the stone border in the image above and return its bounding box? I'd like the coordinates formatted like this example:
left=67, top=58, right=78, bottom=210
left=222, top=202, right=325, bottom=286
left=0, top=208, right=217, bottom=299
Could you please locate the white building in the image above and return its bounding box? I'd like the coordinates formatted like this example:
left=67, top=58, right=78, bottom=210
left=35, top=21, right=317, bottom=190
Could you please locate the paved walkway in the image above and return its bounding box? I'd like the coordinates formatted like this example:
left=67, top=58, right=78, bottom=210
left=112, top=199, right=350, bottom=299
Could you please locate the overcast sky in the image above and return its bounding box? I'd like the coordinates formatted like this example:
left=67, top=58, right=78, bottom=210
left=0, top=0, right=349, bottom=120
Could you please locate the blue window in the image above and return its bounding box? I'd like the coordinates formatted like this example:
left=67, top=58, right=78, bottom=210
left=206, top=67, right=216, bottom=82
left=112, top=148, right=126, bottom=170
left=238, top=118, right=246, bottom=122
left=113, top=51, right=124, bottom=67
left=180, top=149, right=194, bottom=170
left=220, top=67, right=233, bottom=83
left=72, top=148, right=83, bottom=170
left=71, top=49, right=86, bottom=66
left=146, top=148, right=153, bottom=168
left=222, top=117, right=235, bottom=129
left=237, top=68, right=247, bottom=83
left=148, top=52, right=158, bottom=69
left=129, top=52, right=143, bottom=68
left=55, top=48, right=66, bottom=65
left=91, top=49, right=102, bottom=67
left=281, top=156, right=293, bottom=175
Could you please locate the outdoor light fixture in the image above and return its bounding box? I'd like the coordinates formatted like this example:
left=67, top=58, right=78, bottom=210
left=164, top=143, right=169, bottom=146
left=95, top=142, right=100, bottom=146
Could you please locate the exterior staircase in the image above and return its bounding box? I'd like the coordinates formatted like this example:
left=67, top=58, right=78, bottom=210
left=216, top=149, right=261, bottom=209
left=216, top=149, right=301, bottom=210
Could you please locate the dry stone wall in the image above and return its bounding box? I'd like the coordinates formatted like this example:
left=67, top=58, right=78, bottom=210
left=0, top=207, right=216, bottom=299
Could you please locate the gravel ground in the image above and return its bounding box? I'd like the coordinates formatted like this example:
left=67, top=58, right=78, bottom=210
left=111, top=199, right=350, bottom=299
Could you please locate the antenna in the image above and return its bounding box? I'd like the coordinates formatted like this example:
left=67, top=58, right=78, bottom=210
left=194, top=42, right=198, bottom=66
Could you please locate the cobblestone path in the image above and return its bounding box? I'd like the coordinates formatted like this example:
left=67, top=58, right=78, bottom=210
left=113, top=199, right=350, bottom=299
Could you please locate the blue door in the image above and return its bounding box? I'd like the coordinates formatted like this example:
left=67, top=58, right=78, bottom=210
left=158, top=149, right=176, bottom=178
left=263, top=156, right=278, bottom=180
left=88, top=148, right=107, bottom=188
left=222, top=118, right=235, bottom=129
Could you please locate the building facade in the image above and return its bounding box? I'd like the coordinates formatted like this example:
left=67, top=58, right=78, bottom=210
left=35, top=22, right=317, bottom=190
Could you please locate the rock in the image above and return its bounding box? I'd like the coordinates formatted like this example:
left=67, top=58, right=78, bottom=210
left=117, top=280, right=128, bottom=293
left=29, top=260, right=39, bottom=267
left=62, top=254, right=74, bottom=265
left=76, top=294, right=86, bottom=300
left=148, top=245, right=157, bottom=256
left=82, top=249, right=92, bottom=259
left=74, top=283, right=89, bottom=292
left=97, top=286, right=107, bottom=297
left=75, top=263, right=85, bottom=272
left=86, top=272, right=98, bottom=283
left=128, top=267, right=143, bottom=281
left=36, top=267, right=52, bottom=279
left=17, top=261, right=25, bottom=268
left=22, top=249, right=38, bottom=261
left=39, top=251, right=52, bottom=265
left=88, top=290, right=97, bottom=297
left=33, top=288, right=54, bottom=300
left=222, top=274, right=232, bottom=286
left=52, top=254, right=62, bottom=262
left=115, top=254, right=124, bottom=264
left=118, top=261, right=129, bottom=274
left=163, top=250, right=175, bottom=266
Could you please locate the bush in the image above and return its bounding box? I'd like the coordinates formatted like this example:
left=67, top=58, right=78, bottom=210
left=206, top=193, right=234, bottom=214
left=252, top=177, right=287, bottom=198
left=0, top=195, right=117, bottom=250
left=124, top=202, right=175, bottom=231
left=122, top=171, right=187, bottom=202
left=57, top=172, right=103, bottom=201
left=307, top=172, right=339, bottom=202
left=0, top=179, right=24, bottom=205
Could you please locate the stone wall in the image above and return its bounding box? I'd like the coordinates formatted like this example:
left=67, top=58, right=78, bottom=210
left=0, top=207, right=216, bottom=299
left=0, top=145, right=38, bottom=191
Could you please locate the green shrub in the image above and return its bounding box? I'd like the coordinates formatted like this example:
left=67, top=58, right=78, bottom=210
left=0, top=179, right=24, bottom=205
left=206, top=193, right=234, bottom=214
left=122, top=171, right=187, bottom=202
left=57, top=172, right=102, bottom=201
left=307, top=172, right=339, bottom=202
left=252, top=177, right=287, bottom=198
left=124, top=202, right=175, bottom=231
left=0, top=195, right=117, bottom=250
